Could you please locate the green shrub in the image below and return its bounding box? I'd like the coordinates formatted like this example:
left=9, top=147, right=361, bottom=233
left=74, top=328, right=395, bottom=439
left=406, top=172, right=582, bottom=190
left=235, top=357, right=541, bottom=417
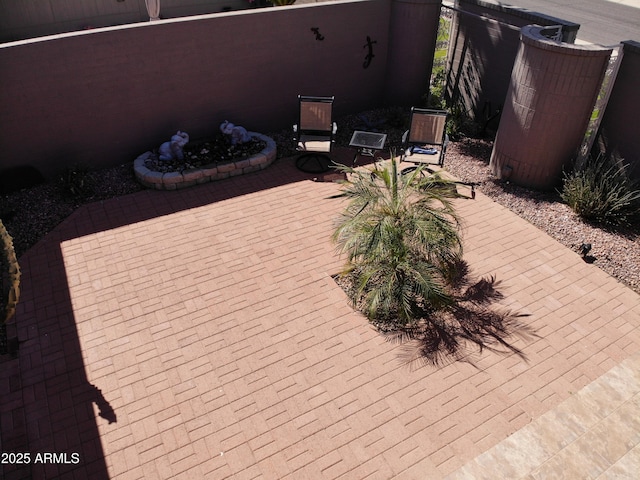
left=426, top=15, right=449, bottom=110
left=332, top=159, right=463, bottom=329
left=561, top=154, right=640, bottom=226
left=59, top=164, right=91, bottom=199
left=425, top=13, right=481, bottom=139
left=0, top=220, right=20, bottom=324
left=445, top=101, right=479, bottom=141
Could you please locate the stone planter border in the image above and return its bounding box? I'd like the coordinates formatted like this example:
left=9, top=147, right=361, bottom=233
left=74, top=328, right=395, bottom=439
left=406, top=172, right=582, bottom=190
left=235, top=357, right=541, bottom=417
left=134, top=132, right=277, bottom=190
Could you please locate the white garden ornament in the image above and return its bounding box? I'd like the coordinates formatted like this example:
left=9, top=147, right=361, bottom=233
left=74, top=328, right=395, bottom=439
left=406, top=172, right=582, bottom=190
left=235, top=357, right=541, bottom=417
left=145, top=0, right=160, bottom=21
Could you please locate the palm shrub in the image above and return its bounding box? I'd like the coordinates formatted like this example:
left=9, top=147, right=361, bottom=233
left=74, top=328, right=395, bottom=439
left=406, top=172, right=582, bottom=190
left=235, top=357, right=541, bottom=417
left=332, top=159, right=463, bottom=329
left=561, top=153, right=640, bottom=226
left=0, top=219, right=21, bottom=324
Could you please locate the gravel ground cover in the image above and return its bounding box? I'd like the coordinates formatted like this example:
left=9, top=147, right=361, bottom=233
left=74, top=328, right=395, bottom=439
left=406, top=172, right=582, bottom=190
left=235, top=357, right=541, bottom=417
left=443, top=138, right=640, bottom=294
left=1, top=109, right=638, bottom=294
left=0, top=163, right=145, bottom=258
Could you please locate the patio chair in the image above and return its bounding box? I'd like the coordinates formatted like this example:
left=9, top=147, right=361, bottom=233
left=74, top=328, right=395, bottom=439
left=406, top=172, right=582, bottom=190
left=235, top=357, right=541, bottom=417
left=400, top=108, right=477, bottom=199
left=401, top=107, right=449, bottom=167
left=293, top=95, right=337, bottom=173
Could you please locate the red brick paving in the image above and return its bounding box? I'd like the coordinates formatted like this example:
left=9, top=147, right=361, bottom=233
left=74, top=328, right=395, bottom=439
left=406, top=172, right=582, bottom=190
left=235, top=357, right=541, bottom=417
left=1, top=154, right=639, bottom=479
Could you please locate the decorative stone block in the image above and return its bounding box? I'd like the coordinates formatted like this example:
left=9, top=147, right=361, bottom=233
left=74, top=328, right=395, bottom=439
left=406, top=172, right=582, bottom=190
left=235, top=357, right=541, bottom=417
left=182, top=168, right=205, bottom=183
left=201, top=164, right=218, bottom=177
left=249, top=153, right=267, bottom=166
left=234, top=158, right=252, bottom=170
left=163, top=172, right=183, bottom=185
left=217, top=162, right=236, bottom=173
left=143, top=171, right=164, bottom=185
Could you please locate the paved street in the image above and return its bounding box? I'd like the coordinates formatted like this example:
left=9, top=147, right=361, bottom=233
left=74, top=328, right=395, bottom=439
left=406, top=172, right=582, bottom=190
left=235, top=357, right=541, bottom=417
left=494, top=0, right=640, bottom=45
left=304, top=0, right=640, bottom=46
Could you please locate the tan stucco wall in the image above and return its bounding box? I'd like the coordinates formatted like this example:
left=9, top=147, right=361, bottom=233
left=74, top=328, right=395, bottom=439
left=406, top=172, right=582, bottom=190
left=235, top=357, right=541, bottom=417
left=0, top=1, right=443, bottom=177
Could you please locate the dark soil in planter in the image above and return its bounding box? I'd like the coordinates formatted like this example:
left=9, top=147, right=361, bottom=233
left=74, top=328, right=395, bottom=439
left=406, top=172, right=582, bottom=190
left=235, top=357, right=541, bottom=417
left=144, top=133, right=267, bottom=173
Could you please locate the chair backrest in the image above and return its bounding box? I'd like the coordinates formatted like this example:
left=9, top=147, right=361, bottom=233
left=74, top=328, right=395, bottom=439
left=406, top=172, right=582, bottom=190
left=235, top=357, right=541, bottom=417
left=298, top=95, right=334, bottom=135
left=407, top=107, right=447, bottom=146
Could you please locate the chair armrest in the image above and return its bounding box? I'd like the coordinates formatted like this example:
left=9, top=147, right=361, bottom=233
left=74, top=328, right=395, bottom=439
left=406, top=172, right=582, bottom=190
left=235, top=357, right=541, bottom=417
left=332, top=122, right=338, bottom=135
left=399, top=130, right=411, bottom=159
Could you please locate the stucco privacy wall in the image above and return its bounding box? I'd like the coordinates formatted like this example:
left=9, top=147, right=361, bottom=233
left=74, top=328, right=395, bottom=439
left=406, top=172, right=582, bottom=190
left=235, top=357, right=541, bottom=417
left=0, top=0, right=443, bottom=178
left=0, top=0, right=248, bottom=43
left=446, top=0, right=579, bottom=122
left=490, top=26, right=612, bottom=190
left=385, top=0, right=443, bottom=106
left=598, top=40, right=640, bottom=182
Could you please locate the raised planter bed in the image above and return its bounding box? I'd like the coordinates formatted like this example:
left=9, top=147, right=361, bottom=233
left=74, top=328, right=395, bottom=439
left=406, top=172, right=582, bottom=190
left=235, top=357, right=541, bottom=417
left=134, top=132, right=276, bottom=190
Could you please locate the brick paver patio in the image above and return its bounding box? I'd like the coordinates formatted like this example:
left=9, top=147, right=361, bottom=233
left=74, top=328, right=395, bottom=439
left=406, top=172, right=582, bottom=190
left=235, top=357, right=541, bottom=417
left=2, top=152, right=639, bottom=479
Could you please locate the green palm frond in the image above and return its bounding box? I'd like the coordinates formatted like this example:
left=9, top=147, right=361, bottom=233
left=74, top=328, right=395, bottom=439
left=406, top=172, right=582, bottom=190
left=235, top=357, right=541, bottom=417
left=332, top=158, right=463, bottom=328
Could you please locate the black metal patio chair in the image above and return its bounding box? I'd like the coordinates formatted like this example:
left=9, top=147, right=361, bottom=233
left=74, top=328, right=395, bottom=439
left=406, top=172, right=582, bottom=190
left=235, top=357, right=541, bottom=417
left=293, top=95, right=337, bottom=173
left=401, top=107, right=449, bottom=168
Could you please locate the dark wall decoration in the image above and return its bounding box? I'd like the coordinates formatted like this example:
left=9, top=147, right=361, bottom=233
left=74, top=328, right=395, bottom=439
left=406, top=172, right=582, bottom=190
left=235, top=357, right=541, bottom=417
left=363, top=35, right=377, bottom=68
